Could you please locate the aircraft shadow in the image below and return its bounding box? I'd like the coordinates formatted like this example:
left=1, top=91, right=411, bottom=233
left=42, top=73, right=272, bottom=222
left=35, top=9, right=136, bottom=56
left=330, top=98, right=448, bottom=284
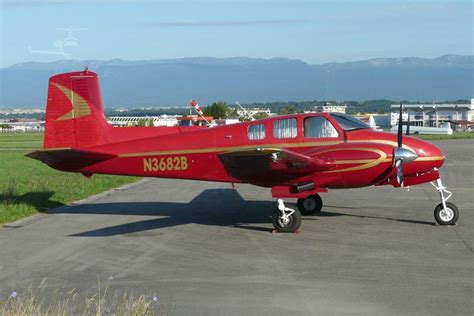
left=48, top=189, right=278, bottom=236
left=17, top=189, right=433, bottom=237
left=314, top=210, right=434, bottom=226
left=0, top=191, right=64, bottom=211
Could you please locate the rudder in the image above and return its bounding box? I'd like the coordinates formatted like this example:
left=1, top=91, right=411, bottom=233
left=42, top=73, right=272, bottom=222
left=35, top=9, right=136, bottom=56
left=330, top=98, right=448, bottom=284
left=44, top=70, right=108, bottom=149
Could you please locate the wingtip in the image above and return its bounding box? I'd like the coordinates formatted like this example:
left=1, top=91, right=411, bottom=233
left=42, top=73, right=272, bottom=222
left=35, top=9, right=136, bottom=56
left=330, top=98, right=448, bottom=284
left=25, top=150, right=41, bottom=159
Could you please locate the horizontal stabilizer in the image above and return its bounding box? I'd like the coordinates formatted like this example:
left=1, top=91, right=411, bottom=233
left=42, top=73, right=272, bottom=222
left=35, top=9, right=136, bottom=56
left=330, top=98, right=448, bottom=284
left=26, top=148, right=116, bottom=171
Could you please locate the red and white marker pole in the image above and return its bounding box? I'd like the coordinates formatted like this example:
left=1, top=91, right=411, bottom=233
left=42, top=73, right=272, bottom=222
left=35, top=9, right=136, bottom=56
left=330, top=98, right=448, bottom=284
left=190, top=99, right=203, bottom=116
left=189, top=99, right=213, bottom=127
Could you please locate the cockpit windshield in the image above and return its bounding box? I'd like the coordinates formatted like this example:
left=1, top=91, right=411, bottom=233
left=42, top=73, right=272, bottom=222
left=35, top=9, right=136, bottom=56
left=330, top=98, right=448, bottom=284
left=329, top=113, right=371, bottom=131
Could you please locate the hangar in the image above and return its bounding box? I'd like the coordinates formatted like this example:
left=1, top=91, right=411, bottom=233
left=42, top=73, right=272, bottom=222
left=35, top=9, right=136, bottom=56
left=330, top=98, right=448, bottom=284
left=390, top=99, right=474, bottom=129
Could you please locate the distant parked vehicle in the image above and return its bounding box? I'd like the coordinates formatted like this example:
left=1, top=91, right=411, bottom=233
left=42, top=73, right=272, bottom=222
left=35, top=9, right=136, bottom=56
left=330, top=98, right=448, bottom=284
left=391, top=123, right=453, bottom=135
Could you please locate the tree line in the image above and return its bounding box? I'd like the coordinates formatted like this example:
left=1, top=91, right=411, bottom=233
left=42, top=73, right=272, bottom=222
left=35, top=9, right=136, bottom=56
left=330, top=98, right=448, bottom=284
left=6, top=99, right=468, bottom=121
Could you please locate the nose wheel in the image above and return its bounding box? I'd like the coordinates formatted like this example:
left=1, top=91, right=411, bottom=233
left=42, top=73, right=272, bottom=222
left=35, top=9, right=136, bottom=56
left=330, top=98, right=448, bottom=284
left=432, top=178, right=459, bottom=226
left=434, top=202, right=459, bottom=226
left=297, top=194, right=323, bottom=215
left=272, top=199, right=301, bottom=233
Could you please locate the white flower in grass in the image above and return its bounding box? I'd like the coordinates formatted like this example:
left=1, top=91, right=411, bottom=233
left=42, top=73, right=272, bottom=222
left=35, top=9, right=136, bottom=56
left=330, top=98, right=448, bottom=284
left=10, top=291, right=17, bottom=298
left=153, top=295, right=159, bottom=302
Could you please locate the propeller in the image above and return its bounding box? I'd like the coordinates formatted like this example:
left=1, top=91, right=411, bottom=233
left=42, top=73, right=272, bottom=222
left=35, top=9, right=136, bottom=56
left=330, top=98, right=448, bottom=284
left=397, top=101, right=403, bottom=148
left=393, top=102, right=417, bottom=186
left=406, top=112, right=410, bottom=135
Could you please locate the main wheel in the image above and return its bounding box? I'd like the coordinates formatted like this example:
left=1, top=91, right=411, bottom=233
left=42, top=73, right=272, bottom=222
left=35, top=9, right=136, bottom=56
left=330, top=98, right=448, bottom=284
left=272, top=208, right=302, bottom=233
left=297, top=194, right=323, bottom=215
left=434, top=202, right=459, bottom=226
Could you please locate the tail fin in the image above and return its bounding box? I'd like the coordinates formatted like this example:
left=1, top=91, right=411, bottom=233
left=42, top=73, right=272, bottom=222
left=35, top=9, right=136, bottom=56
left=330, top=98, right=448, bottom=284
left=44, top=70, right=108, bottom=149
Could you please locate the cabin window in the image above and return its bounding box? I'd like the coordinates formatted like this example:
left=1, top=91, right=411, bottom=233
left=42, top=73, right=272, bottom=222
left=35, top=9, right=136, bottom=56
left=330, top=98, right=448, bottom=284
left=248, top=123, right=266, bottom=140
left=273, top=118, right=297, bottom=139
left=304, top=116, right=339, bottom=138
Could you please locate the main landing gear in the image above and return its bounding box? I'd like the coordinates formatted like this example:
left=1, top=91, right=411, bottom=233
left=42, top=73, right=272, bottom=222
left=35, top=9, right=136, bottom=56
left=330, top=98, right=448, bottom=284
left=432, top=178, right=459, bottom=226
left=296, top=194, right=323, bottom=216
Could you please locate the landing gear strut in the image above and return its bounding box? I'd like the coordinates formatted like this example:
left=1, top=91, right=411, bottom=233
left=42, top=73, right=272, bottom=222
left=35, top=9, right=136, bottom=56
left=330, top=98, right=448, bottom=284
left=272, top=199, right=301, bottom=233
left=297, top=194, right=323, bottom=215
left=431, top=178, right=459, bottom=226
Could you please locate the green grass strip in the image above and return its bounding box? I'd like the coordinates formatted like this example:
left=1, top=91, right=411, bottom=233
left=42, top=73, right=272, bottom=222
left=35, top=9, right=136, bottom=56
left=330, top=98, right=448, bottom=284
left=0, top=133, right=139, bottom=225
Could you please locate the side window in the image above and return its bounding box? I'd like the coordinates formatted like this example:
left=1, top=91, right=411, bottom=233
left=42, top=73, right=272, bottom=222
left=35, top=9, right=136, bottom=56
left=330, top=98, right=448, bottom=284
left=304, top=116, right=339, bottom=138
left=273, top=118, right=297, bottom=139
left=248, top=123, right=266, bottom=140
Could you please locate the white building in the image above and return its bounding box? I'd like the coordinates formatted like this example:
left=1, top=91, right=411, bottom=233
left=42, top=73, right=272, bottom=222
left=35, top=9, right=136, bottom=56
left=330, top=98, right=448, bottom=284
left=390, top=100, right=474, bottom=128
left=214, top=119, right=240, bottom=126
left=235, top=108, right=271, bottom=117
left=0, top=120, right=45, bottom=132
left=107, top=115, right=179, bottom=127
left=315, top=104, right=347, bottom=113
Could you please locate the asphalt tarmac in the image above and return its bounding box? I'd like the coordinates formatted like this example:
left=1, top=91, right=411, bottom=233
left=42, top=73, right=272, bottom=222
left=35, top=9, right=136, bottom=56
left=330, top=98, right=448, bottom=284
left=1, top=140, right=473, bottom=315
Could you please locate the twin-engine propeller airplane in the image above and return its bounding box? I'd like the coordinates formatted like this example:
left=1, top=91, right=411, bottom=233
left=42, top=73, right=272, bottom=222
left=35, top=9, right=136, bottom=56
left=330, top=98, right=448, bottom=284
left=27, top=70, right=460, bottom=233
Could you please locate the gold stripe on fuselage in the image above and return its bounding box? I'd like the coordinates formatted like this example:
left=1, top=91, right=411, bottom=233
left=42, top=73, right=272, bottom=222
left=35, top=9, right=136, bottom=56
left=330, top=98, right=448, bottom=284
left=117, top=138, right=416, bottom=159
left=334, top=159, right=377, bottom=164
left=117, top=140, right=343, bottom=158
left=414, top=156, right=444, bottom=161
left=117, top=138, right=442, bottom=171
left=320, top=147, right=388, bottom=173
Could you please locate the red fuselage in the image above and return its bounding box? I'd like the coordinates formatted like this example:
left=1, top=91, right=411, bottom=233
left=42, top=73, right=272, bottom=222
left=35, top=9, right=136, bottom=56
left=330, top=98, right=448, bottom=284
left=25, top=70, right=460, bottom=232
left=29, top=71, right=444, bottom=200
left=64, top=113, right=444, bottom=194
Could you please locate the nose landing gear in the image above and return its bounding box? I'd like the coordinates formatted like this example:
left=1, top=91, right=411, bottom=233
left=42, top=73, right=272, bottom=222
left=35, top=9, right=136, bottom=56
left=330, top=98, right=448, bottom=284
left=432, top=178, right=459, bottom=226
left=272, top=199, right=302, bottom=233
left=272, top=193, right=325, bottom=233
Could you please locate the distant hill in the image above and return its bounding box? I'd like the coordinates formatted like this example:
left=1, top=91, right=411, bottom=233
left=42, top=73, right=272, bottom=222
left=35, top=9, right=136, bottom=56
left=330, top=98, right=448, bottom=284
left=1, top=55, right=472, bottom=108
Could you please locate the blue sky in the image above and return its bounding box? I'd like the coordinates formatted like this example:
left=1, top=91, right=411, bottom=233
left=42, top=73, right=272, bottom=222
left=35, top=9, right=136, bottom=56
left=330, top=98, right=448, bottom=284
left=0, top=0, right=472, bottom=68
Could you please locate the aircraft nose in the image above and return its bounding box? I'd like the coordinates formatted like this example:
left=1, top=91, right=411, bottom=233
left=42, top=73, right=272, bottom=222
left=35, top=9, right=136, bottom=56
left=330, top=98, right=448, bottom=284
left=414, top=139, right=445, bottom=169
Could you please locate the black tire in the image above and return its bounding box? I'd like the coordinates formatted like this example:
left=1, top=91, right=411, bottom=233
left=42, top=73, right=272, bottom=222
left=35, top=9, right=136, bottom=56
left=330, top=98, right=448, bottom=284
left=434, top=202, right=459, bottom=226
left=297, top=194, right=323, bottom=215
left=272, top=208, right=302, bottom=233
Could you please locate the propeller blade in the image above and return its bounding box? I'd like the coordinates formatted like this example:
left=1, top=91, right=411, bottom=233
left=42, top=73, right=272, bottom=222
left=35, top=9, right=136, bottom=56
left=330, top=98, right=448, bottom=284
left=397, top=102, right=403, bottom=148
left=406, top=113, right=410, bottom=135
left=395, top=159, right=404, bottom=186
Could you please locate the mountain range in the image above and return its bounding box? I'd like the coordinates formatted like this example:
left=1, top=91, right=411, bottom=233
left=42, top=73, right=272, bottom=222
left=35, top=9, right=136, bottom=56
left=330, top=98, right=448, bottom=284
left=1, top=55, right=472, bottom=108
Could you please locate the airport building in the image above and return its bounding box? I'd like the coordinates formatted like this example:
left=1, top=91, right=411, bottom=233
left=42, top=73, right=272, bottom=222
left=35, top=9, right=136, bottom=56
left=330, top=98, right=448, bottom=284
left=315, top=104, right=347, bottom=113
left=390, top=99, right=474, bottom=131
left=107, top=115, right=179, bottom=127
left=0, top=119, right=44, bottom=132
left=235, top=107, right=272, bottom=117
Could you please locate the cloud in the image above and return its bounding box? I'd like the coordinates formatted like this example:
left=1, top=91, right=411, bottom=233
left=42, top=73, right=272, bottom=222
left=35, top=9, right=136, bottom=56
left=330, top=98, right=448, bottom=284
left=151, top=18, right=310, bottom=27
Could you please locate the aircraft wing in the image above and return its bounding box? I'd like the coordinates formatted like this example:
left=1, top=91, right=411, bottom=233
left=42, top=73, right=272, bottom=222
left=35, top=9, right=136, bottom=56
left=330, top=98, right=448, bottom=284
left=218, top=147, right=335, bottom=184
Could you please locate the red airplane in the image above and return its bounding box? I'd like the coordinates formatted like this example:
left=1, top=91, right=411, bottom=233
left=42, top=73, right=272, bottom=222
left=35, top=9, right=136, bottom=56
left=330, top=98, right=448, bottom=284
left=27, top=70, right=459, bottom=233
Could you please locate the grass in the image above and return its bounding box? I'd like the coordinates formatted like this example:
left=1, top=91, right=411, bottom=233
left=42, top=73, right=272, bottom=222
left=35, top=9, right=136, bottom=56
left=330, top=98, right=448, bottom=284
left=414, top=132, right=474, bottom=140
left=0, top=133, right=44, bottom=147
left=0, top=278, right=174, bottom=315
left=0, top=133, right=140, bottom=225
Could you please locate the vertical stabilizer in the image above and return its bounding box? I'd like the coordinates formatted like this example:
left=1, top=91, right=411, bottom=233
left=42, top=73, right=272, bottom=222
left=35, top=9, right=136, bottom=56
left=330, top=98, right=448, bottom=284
left=44, top=70, right=108, bottom=149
